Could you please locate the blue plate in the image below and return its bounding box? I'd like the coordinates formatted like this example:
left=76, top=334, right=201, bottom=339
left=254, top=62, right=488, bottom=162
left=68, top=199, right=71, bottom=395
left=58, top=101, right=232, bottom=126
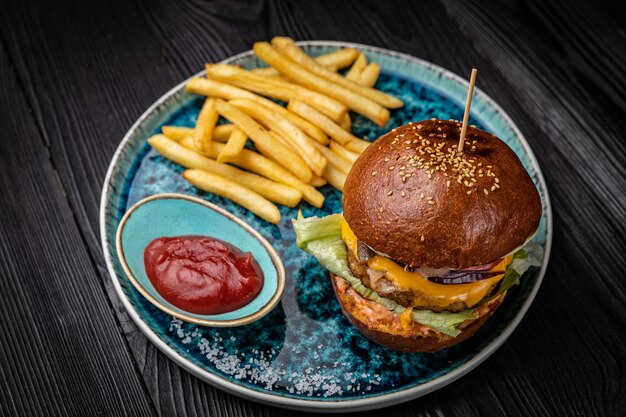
left=115, top=193, right=285, bottom=326
left=100, top=41, right=552, bottom=412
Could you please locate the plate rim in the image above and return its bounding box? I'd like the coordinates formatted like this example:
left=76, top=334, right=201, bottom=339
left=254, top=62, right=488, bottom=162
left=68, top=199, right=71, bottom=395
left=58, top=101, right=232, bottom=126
left=99, top=40, right=553, bottom=412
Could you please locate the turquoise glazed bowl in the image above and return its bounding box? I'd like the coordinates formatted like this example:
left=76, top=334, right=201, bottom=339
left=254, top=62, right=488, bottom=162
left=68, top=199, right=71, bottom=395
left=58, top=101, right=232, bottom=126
left=100, top=41, right=552, bottom=412
left=116, top=193, right=285, bottom=326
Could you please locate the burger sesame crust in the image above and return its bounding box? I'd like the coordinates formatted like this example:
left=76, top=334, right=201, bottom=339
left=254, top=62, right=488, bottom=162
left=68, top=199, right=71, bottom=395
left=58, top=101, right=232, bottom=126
left=331, top=273, right=506, bottom=352
left=343, top=119, right=541, bottom=269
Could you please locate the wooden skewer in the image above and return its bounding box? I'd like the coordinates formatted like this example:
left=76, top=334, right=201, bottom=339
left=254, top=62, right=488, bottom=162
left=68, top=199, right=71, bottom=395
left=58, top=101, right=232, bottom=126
left=458, top=68, right=478, bottom=153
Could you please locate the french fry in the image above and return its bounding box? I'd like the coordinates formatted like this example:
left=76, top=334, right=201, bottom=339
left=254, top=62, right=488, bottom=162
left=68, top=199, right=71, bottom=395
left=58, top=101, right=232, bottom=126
left=309, top=175, right=327, bottom=187
left=278, top=107, right=329, bottom=145
left=162, top=124, right=234, bottom=142
left=270, top=126, right=349, bottom=174
left=287, top=99, right=358, bottom=145
left=329, top=140, right=359, bottom=164
left=292, top=88, right=346, bottom=123
left=345, top=52, right=367, bottom=81
left=249, top=67, right=280, bottom=77
left=359, top=62, right=381, bottom=87
left=206, top=64, right=347, bottom=123
left=229, top=99, right=327, bottom=176
left=251, top=47, right=358, bottom=77
left=217, top=128, right=247, bottom=163
left=148, top=135, right=302, bottom=207
left=310, top=140, right=352, bottom=175
left=253, top=42, right=390, bottom=127
left=269, top=130, right=297, bottom=152
left=267, top=132, right=330, bottom=190
left=207, top=64, right=292, bottom=101
left=179, top=137, right=325, bottom=208
left=194, top=98, right=218, bottom=152
left=162, top=126, right=195, bottom=141
left=345, top=137, right=371, bottom=153
left=183, top=169, right=281, bottom=224
left=323, top=164, right=347, bottom=192
left=314, top=48, right=358, bottom=70
left=188, top=77, right=328, bottom=144
left=187, top=77, right=257, bottom=99
left=270, top=36, right=295, bottom=50
left=271, top=38, right=358, bottom=72
left=280, top=43, right=403, bottom=109
left=339, top=113, right=351, bottom=131
left=212, top=99, right=313, bottom=183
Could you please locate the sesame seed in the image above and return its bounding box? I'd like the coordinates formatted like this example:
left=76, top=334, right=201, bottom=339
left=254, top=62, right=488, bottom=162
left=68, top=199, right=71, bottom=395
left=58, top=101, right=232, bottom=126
left=379, top=207, right=384, bottom=212
left=371, top=171, right=377, bottom=176
left=495, top=177, right=500, bottom=183
left=401, top=191, right=406, bottom=196
left=491, top=186, right=496, bottom=191
left=420, top=192, right=425, bottom=199
left=420, top=235, right=425, bottom=242
left=467, top=190, right=472, bottom=194
left=446, top=180, right=450, bottom=188
left=484, top=189, right=489, bottom=195
left=427, top=200, right=435, bottom=205
left=388, top=166, right=395, bottom=170
left=387, top=190, right=393, bottom=196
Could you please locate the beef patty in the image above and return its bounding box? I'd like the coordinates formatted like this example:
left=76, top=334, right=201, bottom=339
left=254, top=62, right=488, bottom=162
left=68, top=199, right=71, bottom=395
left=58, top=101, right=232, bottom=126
left=346, top=247, right=497, bottom=312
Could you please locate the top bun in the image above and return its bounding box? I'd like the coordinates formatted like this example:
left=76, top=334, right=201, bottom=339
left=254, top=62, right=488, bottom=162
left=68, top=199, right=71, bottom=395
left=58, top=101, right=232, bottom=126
left=342, top=120, right=541, bottom=269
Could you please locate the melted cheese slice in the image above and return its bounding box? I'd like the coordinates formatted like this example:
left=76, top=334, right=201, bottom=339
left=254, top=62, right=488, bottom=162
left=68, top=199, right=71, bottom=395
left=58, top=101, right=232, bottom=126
left=341, top=218, right=512, bottom=308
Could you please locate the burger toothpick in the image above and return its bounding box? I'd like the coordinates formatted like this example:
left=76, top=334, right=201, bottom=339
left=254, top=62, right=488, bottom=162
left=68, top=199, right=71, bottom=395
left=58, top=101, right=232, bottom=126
left=458, top=68, right=478, bottom=153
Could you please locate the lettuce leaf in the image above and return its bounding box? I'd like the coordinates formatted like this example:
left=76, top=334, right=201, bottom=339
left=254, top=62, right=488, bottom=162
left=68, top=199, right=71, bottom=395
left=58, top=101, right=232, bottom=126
left=497, top=241, right=544, bottom=295
left=292, top=214, right=476, bottom=337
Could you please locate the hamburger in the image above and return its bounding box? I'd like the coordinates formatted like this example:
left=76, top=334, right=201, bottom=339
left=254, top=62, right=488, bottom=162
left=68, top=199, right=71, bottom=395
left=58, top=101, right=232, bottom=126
left=293, top=119, right=543, bottom=352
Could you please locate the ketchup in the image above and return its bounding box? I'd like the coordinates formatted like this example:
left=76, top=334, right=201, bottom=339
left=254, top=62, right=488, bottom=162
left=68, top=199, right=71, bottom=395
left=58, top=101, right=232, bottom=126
left=144, top=236, right=264, bottom=315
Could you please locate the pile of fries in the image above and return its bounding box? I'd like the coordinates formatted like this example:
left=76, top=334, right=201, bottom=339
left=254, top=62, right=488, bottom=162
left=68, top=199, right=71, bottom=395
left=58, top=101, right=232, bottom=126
left=148, top=37, right=403, bottom=224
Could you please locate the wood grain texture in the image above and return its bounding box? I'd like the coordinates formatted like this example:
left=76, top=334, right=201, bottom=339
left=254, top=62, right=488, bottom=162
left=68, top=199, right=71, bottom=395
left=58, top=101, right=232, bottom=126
left=0, top=40, right=155, bottom=417
left=0, top=0, right=624, bottom=415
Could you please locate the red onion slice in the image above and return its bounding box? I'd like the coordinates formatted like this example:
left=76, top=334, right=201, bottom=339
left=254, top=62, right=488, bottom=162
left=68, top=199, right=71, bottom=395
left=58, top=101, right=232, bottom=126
left=428, top=270, right=504, bottom=284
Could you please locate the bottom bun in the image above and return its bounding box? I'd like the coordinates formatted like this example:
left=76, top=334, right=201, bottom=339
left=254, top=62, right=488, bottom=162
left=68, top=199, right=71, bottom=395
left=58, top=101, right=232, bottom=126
left=330, top=273, right=506, bottom=353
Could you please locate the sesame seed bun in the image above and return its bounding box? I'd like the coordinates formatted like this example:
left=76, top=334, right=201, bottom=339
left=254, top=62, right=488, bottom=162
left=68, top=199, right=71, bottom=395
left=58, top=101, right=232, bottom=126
left=331, top=273, right=506, bottom=352
left=342, top=120, right=541, bottom=269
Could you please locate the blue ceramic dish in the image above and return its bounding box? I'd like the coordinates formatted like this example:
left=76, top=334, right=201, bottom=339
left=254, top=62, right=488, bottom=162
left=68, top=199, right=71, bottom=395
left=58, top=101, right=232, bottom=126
left=115, top=193, right=285, bottom=326
left=100, top=41, right=552, bottom=412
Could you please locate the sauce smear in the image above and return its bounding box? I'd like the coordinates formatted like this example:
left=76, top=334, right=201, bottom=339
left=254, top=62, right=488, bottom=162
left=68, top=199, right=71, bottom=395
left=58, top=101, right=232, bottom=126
left=144, top=235, right=264, bottom=315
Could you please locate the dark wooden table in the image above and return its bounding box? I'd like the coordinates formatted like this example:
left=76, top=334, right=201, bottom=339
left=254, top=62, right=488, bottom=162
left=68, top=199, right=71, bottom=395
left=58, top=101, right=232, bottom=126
left=1, top=0, right=624, bottom=415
